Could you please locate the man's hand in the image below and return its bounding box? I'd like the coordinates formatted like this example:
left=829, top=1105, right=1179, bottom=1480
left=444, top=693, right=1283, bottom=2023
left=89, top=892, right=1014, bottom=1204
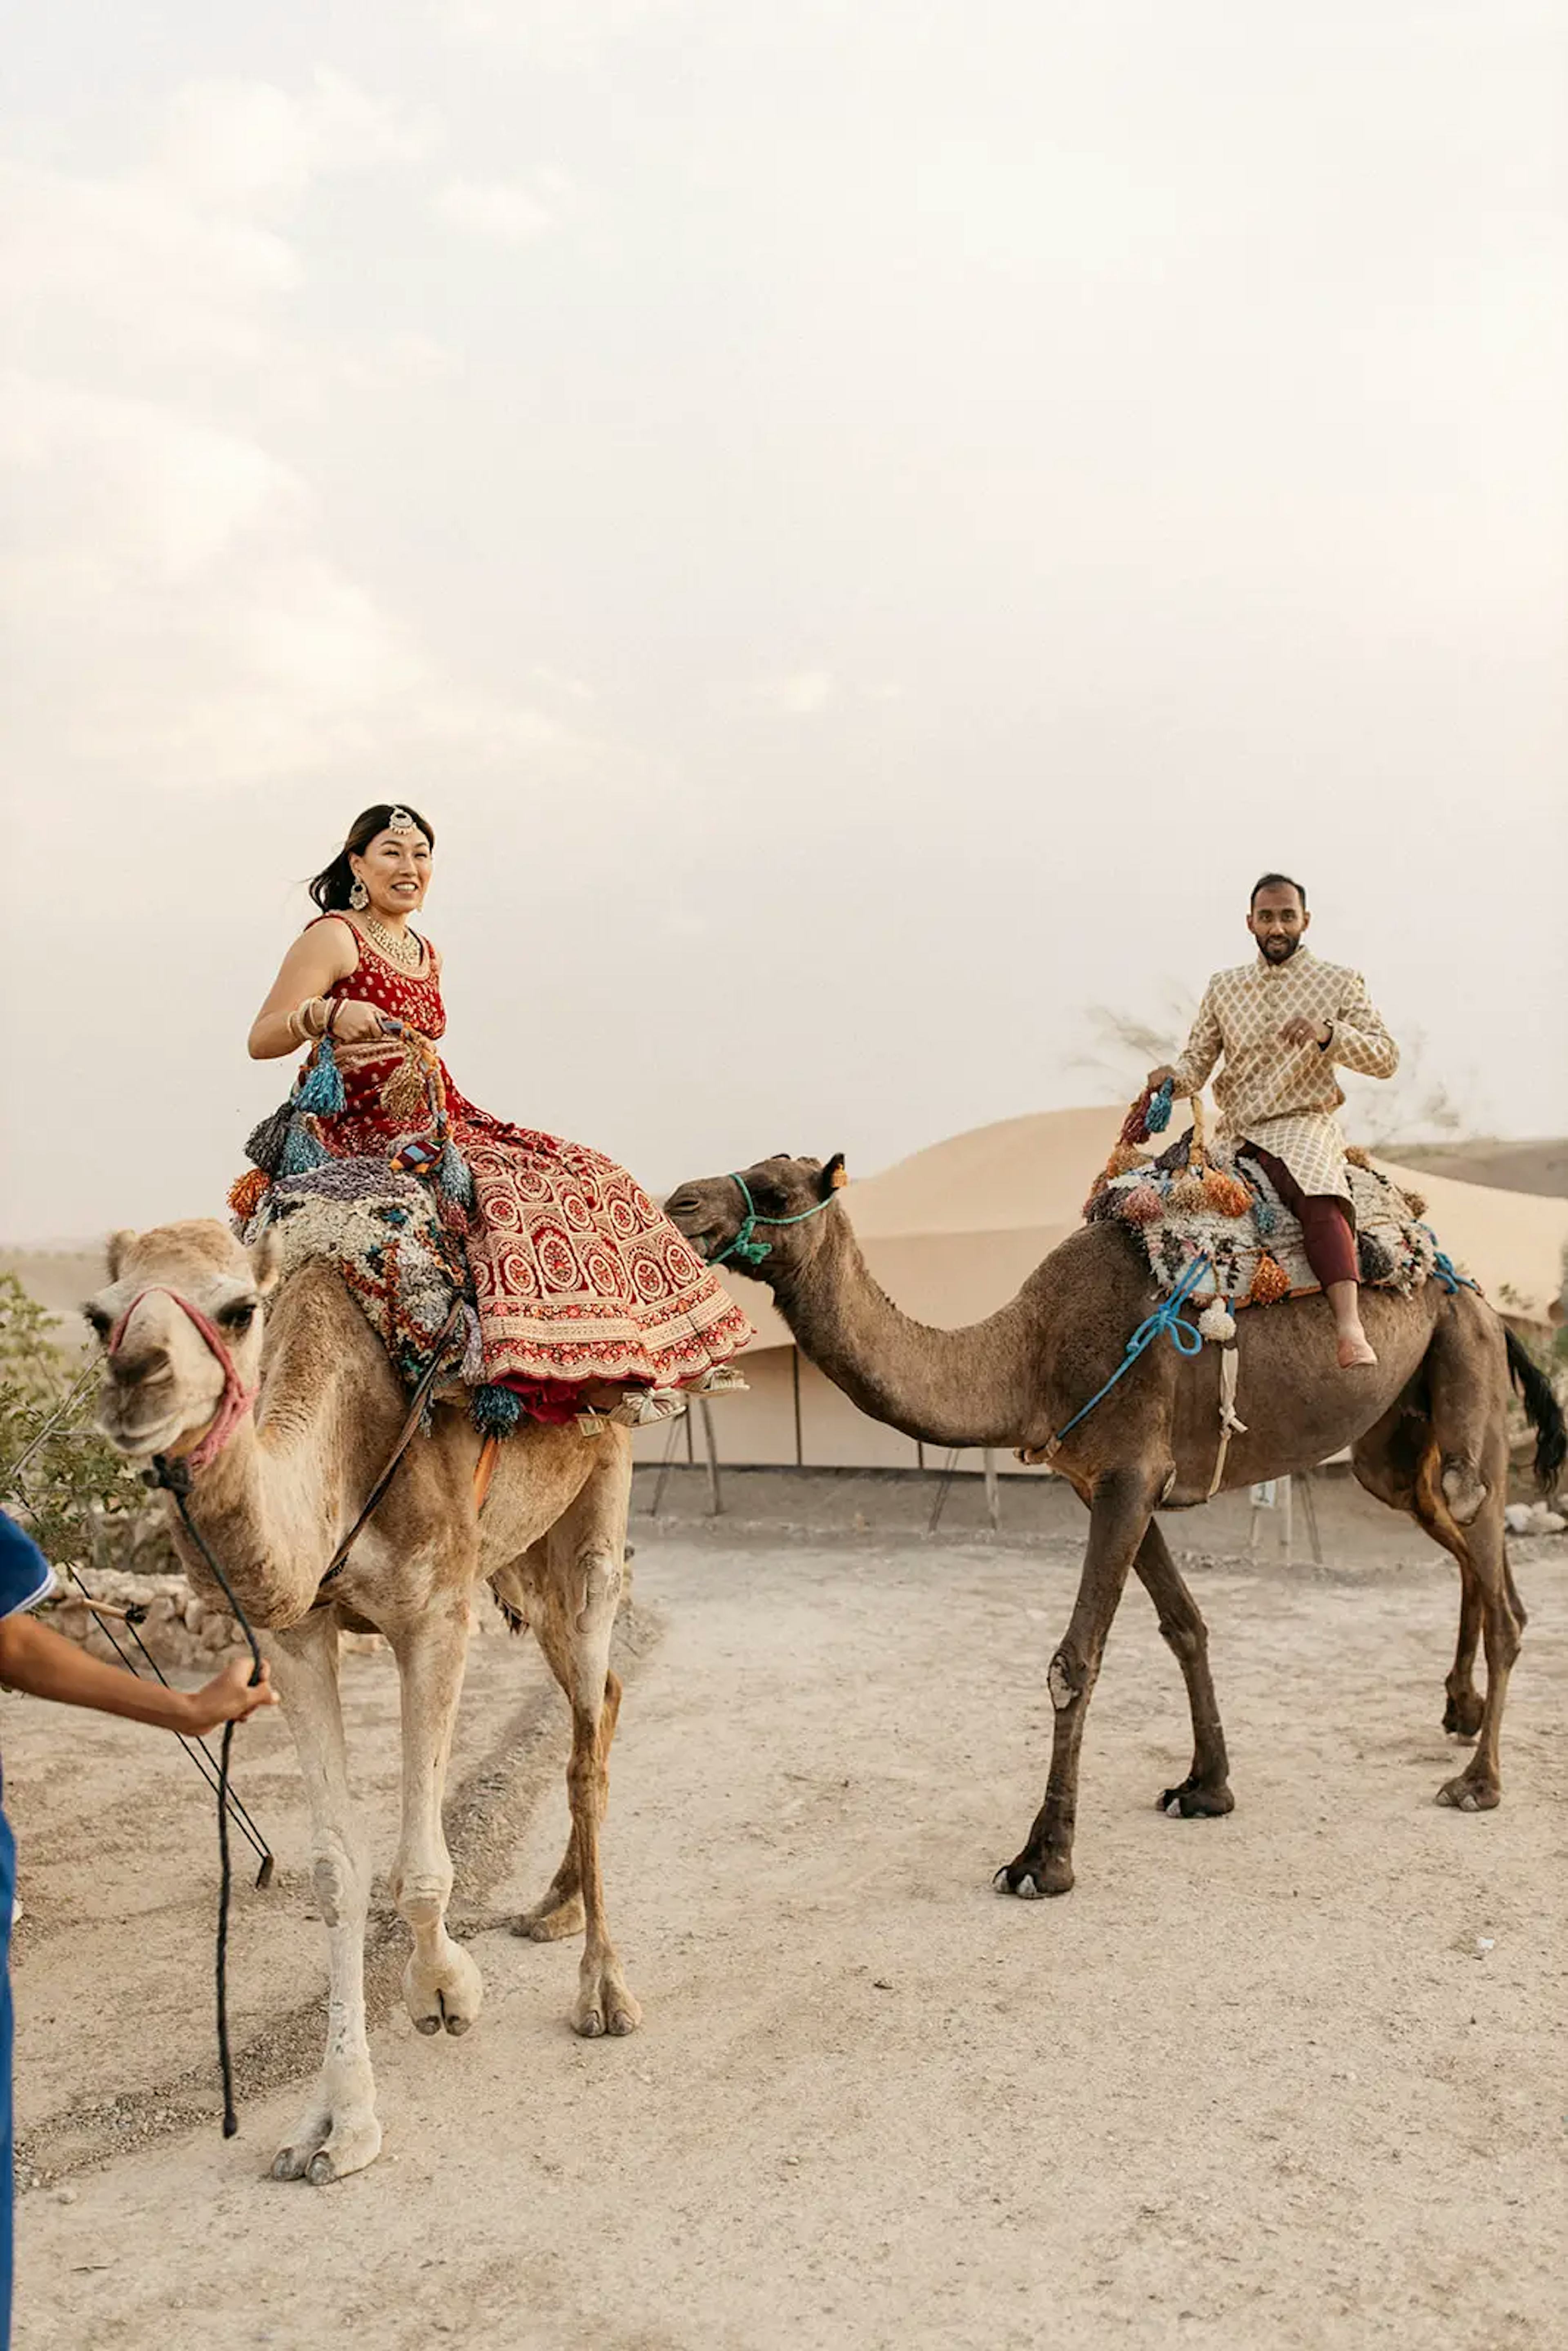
left=183, top=1657, right=279, bottom=1736
left=1145, top=1064, right=1178, bottom=1092
left=1280, top=1017, right=1331, bottom=1049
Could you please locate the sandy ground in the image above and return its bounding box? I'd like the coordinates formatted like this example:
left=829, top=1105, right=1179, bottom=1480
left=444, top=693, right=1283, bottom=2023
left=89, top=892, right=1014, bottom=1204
left=6, top=1513, right=1567, bottom=2351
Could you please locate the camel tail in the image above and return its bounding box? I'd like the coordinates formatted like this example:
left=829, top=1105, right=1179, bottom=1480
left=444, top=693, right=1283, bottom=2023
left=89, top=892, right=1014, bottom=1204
left=1505, top=1329, right=1567, bottom=1494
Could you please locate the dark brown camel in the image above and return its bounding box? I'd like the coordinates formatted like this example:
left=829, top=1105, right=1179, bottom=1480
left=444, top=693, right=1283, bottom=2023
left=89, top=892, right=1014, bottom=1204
left=665, top=1155, right=1565, bottom=1897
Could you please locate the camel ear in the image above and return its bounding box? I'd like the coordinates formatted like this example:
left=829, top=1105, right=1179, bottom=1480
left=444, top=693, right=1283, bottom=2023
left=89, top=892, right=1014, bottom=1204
left=248, top=1224, right=284, bottom=1295
left=106, top=1229, right=137, bottom=1282
left=819, top=1153, right=848, bottom=1197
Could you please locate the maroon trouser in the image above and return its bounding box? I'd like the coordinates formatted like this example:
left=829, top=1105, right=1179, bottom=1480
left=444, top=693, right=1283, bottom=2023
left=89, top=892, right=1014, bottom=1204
left=1243, top=1141, right=1359, bottom=1290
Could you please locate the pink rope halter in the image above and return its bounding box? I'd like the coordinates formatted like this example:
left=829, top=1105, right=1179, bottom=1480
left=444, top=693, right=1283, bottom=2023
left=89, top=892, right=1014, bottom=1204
left=108, top=1288, right=258, bottom=1473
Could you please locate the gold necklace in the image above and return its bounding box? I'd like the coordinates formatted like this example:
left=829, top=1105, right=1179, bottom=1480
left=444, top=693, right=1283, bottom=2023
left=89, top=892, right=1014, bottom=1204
left=361, top=909, right=423, bottom=972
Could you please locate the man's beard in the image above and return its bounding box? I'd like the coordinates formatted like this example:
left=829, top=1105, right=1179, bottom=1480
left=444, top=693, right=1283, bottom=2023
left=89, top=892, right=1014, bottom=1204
left=1261, top=934, right=1301, bottom=964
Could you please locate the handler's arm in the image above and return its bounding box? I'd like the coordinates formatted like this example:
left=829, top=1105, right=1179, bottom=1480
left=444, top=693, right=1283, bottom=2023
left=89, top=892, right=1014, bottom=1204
left=1324, top=972, right=1399, bottom=1080
left=0, top=1614, right=276, bottom=1736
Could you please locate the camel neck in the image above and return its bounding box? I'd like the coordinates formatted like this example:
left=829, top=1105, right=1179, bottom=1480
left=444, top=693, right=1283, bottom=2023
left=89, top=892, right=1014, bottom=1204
left=766, top=1208, right=1036, bottom=1451
left=165, top=1268, right=393, bottom=1630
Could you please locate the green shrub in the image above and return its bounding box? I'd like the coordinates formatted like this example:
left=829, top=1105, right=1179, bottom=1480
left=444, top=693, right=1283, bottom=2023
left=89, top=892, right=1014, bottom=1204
left=0, top=1274, right=167, bottom=1577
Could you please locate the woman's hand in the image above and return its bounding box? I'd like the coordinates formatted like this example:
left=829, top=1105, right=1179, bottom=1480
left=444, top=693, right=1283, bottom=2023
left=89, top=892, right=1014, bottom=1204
left=331, top=999, right=397, bottom=1045
left=183, top=1657, right=279, bottom=1736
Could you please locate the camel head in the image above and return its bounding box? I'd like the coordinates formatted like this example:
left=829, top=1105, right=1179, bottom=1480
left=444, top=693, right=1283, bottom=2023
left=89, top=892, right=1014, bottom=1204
left=665, top=1153, right=848, bottom=1280
left=85, top=1218, right=281, bottom=1464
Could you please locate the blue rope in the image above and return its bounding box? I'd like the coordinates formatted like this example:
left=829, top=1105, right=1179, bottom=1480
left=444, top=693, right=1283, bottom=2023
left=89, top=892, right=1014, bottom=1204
left=1047, top=1251, right=1212, bottom=1454
left=1431, top=1245, right=1478, bottom=1296
left=711, top=1173, right=840, bottom=1268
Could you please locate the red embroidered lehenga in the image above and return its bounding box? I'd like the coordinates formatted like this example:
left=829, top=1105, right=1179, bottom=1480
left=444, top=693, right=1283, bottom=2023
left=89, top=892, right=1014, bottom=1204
left=296, top=920, right=751, bottom=1418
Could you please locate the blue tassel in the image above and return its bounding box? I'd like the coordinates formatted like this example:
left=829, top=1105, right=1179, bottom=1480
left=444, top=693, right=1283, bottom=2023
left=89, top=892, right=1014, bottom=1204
left=438, top=1140, right=475, bottom=1208
left=1145, top=1080, right=1175, bottom=1136
left=296, top=1038, right=346, bottom=1117
left=280, top=1117, right=330, bottom=1176
left=472, top=1383, right=522, bottom=1438
left=1252, top=1197, right=1276, bottom=1236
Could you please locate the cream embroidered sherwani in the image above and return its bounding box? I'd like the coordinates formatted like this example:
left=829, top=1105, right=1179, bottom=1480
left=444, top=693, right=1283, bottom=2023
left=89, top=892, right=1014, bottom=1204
left=1167, top=947, right=1399, bottom=1201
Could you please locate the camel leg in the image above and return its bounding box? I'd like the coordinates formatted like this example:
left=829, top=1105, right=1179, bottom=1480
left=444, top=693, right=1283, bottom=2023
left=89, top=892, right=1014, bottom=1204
left=511, top=1534, right=624, bottom=1946
left=521, top=1447, right=639, bottom=2034
left=1353, top=1389, right=1487, bottom=1740
left=265, top=1611, right=381, bottom=2184
left=1132, top=1523, right=1235, bottom=1819
left=389, top=1597, right=484, bottom=2037
left=996, top=1465, right=1158, bottom=1899
left=1426, top=1415, right=1521, bottom=1814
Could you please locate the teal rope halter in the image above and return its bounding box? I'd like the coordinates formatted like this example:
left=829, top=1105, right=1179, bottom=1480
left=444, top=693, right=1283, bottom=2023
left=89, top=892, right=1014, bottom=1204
left=710, top=1173, right=840, bottom=1268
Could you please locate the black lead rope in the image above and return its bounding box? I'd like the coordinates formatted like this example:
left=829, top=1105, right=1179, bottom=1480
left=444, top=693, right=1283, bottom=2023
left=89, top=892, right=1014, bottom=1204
left=148, top=1455, right=265, bottom=2139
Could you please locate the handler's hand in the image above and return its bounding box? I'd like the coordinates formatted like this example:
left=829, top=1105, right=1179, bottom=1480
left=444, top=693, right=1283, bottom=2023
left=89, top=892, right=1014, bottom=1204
left=1145, top=1064, right=1178, bottom=1091
left=1279, top=1017, right=1331, bottom=1048
left=184, top=1657, right=278, bottom=1736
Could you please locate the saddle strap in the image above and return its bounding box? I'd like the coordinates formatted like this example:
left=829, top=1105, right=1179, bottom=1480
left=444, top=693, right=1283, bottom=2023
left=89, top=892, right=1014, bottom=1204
left=313, top=1300, right=465, bottom=1601
left=1207, top=1344, right=1248, bottom=1501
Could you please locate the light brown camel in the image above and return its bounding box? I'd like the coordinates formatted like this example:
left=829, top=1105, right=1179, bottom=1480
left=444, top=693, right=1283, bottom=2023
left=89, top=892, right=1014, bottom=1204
left=665, top=1155, right=1565, bottom=1899
left=87, top=1217, right=641, bottom=2184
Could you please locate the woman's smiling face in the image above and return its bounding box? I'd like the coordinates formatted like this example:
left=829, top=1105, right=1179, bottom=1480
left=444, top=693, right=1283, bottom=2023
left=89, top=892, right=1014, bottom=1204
left=351, top=824, right=432, bottom=918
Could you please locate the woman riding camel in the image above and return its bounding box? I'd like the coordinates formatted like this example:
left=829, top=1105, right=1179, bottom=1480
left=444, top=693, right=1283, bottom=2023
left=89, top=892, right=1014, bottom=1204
left=245, top=803, right=751, bottom=1427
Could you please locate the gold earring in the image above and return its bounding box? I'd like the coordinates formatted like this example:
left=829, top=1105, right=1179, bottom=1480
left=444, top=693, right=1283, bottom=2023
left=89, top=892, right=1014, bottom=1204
left=349, top=877, right=369, bottom=910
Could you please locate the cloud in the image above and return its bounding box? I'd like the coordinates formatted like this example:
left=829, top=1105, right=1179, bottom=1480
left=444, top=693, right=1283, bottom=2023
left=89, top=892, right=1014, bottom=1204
left=436, top=177, right=557, bottom=244
left=156, top=70, right=437, bottom=210
left=738, top=669, right=836, bottom=716
left=437, top=0, right=695, bottom=64
left=0, top=77, right=570, bottom=793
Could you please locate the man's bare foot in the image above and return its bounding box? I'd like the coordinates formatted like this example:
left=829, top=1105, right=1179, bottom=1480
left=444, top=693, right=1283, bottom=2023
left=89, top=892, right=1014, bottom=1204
left=1336, top=1332, right=1377, bottom=1369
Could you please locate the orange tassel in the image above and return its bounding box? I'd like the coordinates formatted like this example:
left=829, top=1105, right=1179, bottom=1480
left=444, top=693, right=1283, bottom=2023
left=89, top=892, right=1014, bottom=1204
left=227, top=1167, right=270, bottom=1220
left=1248, top=1252, right=1291, bottom=1306
left=1202, top=1171, right=1252, bottom=1219
left=1345, top=1143, right=1372, bottom=1169
left=1107, top=1142, right=1149, bottom=1178
left=1166, top=1174, right=1206, bottom=1212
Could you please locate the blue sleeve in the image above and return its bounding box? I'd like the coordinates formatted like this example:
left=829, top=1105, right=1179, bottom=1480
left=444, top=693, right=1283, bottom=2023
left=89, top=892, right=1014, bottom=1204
left=0, top=1512, right=55, bottom=1620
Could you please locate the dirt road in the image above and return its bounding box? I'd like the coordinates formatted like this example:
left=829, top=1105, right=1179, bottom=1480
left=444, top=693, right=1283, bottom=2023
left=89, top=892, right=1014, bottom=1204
left=8, top=1525, right=1566, bottom=2349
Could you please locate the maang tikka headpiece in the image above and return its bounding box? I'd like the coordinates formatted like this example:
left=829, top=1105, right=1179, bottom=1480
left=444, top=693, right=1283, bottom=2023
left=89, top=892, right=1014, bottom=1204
left=386, top=806, right=419, bottom=834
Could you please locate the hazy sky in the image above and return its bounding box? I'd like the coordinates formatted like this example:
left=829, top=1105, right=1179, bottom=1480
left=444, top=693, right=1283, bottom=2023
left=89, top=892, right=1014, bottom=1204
left=3, top=1, right=1565, bottom=1242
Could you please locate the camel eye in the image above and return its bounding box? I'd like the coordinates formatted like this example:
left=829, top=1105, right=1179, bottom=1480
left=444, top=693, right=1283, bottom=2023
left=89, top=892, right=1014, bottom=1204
left=83, top=1305, right=111, bottom=1341
left=218, top=1298, right=258, bottom=1332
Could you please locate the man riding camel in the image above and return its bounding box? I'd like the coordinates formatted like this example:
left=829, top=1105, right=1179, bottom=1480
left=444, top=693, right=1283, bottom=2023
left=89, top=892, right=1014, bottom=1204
left=1147, top=872, right=1399, bottom=1371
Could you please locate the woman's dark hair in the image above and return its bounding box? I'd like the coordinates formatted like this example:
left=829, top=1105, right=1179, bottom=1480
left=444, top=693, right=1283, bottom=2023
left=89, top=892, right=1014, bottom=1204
left=307, top=804, right=436, bottom=913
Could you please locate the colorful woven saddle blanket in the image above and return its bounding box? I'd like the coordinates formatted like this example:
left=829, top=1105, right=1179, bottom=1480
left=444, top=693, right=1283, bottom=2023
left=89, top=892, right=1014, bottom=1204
left=1085, top=1134, right=1440, bottom=1326
left=234, top=1155, right=482, bottom=1396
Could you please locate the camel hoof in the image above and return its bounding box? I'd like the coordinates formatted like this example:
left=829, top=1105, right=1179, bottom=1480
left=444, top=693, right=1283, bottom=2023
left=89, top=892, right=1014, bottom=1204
left=271, top=2145, right=313, bottom=2182
left=306, top=2151, right=338, bottom=2186
left=1436, top=1775, right=1500, bottom=1813
left=413, top=2014, right=442, bottom=2036
left=1158, top=1778, right=1236, bottom=1820
left=573, top=1970, right=641, bottom=2039
left=994, top=1855, right=1073, bottom=1899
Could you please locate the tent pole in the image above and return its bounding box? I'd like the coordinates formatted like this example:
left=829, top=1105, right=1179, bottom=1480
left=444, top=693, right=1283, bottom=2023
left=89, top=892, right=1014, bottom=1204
left=699, top=1398, right=723, bottom=1516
